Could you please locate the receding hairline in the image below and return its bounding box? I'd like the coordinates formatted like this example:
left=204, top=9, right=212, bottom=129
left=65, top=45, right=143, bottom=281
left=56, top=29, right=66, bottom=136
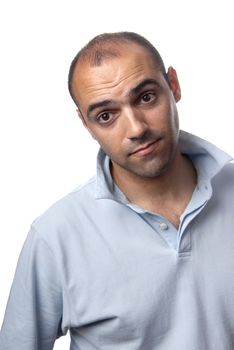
left=68, top=32, right=167, bottom=107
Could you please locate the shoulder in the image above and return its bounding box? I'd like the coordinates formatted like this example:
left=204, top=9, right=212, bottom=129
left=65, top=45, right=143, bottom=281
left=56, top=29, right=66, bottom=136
left=31, top=175, right=97, bottom=241
left=212, top=162, right=234, bottom=203
left=214, top=162, right=234, bottom=184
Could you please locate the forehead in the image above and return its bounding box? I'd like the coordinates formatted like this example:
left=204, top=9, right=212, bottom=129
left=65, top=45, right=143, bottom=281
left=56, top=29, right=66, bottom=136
left=72, top=44, right=164, bottom=110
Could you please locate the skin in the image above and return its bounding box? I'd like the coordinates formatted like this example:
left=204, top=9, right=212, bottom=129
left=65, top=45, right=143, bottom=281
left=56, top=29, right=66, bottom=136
left=72, top=43, right=197, bottom=228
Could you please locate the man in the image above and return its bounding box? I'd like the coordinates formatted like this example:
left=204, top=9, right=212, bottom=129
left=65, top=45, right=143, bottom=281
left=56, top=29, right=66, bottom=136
left=0, top=32, right=234, bottom=349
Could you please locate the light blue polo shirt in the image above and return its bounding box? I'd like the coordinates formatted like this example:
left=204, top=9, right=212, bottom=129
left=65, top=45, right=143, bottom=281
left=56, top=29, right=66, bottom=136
left=1, top=130, right=234, bottom=350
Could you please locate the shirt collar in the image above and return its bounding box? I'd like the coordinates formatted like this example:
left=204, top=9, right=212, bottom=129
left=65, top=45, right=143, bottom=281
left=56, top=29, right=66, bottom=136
left=179, top=130, right=232, bottom=181
left=95, top=130, right=232, bottom=200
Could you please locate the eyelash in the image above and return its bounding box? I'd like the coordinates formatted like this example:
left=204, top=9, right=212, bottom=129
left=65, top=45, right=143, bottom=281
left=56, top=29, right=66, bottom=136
left=97, top=111, right=115, bottom=125
left=138, top=92, right=156, bottom=104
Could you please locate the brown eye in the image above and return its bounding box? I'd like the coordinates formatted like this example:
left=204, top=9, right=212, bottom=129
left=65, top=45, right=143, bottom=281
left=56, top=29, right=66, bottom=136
left=97, top=112, right=115, bottom=125
left=99, top=113, right=110, bottom=122
left=96, top=110, right=119, bottom=126
left=141, top=93, right=154, bottom=103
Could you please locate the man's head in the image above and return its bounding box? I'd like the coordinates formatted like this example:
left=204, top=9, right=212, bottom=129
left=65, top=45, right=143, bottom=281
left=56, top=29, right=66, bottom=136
left=68, top=32, right=167, bottom=107
left=68, top=32, right=181, bottom=180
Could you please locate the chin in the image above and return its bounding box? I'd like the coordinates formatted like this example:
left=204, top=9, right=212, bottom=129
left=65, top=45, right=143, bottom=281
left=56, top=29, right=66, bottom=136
left=136, top=166, right=169, bottom=179
left=126, top=158, right=171, bottom=178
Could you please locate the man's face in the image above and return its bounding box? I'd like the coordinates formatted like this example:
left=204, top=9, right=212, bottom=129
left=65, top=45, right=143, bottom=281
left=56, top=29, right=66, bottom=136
left=72, top=44, right=181, bottom=180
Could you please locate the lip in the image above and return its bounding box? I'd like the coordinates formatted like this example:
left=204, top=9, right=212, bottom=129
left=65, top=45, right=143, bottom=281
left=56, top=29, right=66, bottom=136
left=130, top=139, right=161, bottom=157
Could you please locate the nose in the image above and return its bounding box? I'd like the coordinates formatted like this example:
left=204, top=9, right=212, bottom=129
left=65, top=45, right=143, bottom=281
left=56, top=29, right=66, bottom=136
left=124, top=107, right=148, bottom=140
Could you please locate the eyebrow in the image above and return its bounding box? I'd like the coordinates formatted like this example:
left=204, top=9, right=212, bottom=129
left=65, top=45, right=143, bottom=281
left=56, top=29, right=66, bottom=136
left=129, top=78, right=161, bottom=97
left=87, top=100, right=113, bottom=117
left=86, top=78, right=161, bottom=117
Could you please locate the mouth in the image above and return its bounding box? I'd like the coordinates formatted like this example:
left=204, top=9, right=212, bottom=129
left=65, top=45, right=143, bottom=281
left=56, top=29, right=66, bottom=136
left=130, top=139, right=162, bottom=157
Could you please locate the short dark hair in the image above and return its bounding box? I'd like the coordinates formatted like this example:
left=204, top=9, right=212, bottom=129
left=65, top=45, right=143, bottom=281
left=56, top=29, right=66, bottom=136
left=68, top=32, right=167, bottom=106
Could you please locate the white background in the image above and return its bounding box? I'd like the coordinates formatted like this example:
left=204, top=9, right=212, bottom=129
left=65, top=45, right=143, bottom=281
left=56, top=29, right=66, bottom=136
left=0, top=0, right=233, bottom=348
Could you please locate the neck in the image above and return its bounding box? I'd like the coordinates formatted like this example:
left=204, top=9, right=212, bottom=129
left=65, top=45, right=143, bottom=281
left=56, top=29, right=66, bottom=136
left=111, top=150, right=197, bottom=228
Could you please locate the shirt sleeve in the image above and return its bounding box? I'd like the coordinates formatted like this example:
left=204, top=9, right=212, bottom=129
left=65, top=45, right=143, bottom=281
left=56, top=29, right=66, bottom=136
left=0, top=227, right=67, bottom=350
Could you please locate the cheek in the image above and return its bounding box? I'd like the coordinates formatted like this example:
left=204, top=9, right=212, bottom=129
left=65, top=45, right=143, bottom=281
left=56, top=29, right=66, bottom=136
left=91, top=123, right=125, bottom=150
left=146, top=104, right=171, bottom=129
left=94, top=132, right=121, bottom=156
left=150, top=101, right=178, bottom=129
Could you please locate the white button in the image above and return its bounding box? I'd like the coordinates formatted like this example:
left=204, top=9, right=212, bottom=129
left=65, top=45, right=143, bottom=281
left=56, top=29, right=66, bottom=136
left=159, top=222, right=168, bottom=231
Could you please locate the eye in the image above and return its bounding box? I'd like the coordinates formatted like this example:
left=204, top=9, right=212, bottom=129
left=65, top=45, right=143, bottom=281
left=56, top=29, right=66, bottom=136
left=97, top=112, right=113, bottom=124
left=140, top=92, right=155, bottom=103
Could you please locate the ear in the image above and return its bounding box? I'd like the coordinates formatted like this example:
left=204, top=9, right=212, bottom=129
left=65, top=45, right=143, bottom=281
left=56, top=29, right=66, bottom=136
left=76, top=109, right=97, bottom=140
left=166, top=66, right=181, bottom=102
left=77, top=108, right=87, bottom=128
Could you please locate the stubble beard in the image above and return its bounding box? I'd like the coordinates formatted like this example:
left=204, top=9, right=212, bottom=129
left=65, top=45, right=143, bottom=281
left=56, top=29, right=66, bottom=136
left=112, top=138, right=179, bottom=180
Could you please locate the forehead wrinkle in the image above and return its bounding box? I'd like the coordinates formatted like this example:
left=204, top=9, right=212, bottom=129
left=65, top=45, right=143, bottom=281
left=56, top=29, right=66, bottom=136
left=85, top=77, right=161, bottom=117
left=74, top=48, right=161, bottom=110
left=82, top=63, right=147, bottom=99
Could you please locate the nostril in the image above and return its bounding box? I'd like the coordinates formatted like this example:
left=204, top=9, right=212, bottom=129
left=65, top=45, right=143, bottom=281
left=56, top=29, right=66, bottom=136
left=129, top=130, right=150, bottom=143
left=127, top=123, right=148, bottom=140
